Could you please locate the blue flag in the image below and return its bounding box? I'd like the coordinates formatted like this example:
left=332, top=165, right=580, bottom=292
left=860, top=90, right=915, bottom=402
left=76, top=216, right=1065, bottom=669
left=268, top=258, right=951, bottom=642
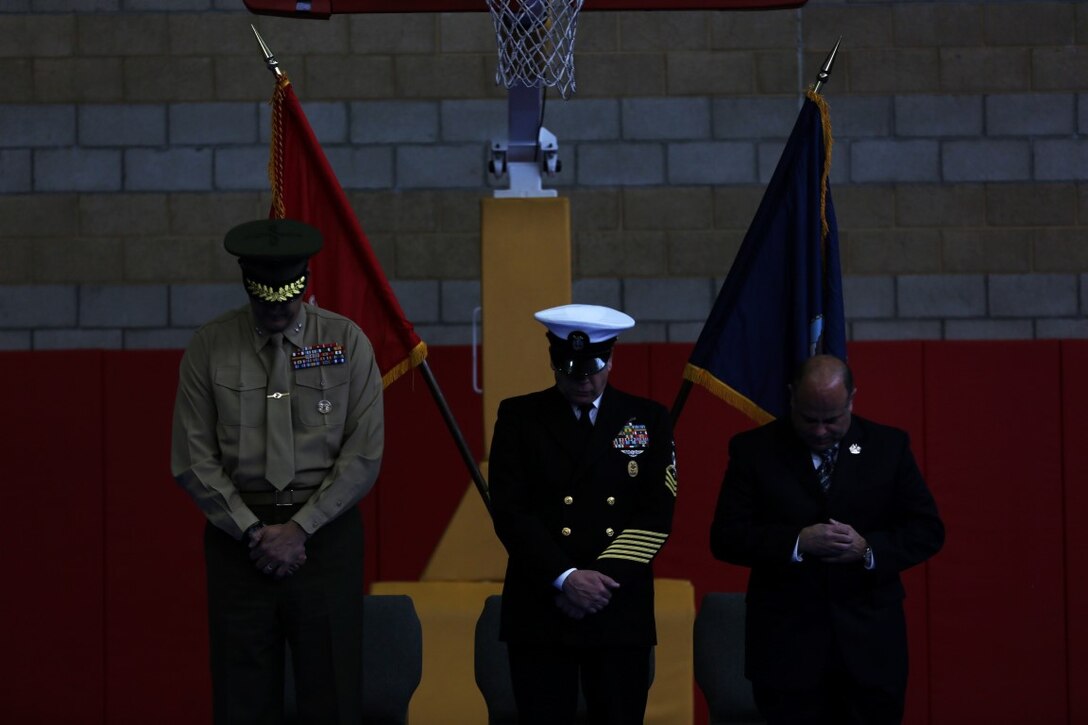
left=683, top=91, right=845, bottom=423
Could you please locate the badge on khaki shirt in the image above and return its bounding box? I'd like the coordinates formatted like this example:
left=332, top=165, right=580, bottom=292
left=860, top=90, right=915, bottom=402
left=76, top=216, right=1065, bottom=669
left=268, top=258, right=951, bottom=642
left=613, top=419, right=649, bottom=458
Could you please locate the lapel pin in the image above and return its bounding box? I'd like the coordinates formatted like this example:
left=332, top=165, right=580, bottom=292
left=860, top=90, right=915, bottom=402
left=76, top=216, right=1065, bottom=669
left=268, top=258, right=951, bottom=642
left=849, top=443, right=861, bottom=455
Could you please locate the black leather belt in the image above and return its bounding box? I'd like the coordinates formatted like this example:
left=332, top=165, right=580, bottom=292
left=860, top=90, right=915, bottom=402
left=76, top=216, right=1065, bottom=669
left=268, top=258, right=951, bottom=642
left=239, top=487, right=319, bottom=507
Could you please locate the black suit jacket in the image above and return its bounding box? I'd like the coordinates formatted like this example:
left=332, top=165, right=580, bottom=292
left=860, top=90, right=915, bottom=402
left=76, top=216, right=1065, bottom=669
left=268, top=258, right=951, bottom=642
left=488, top=385, right=677, bottom=647
left=710, top=415, right=944, bottom=690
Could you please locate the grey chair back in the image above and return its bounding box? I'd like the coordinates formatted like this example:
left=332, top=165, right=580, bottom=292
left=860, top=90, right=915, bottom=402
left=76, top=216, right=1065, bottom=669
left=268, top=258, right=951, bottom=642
left=693, top=592, right=763, bottom=725
left=285, top=593, right=423, bottom=724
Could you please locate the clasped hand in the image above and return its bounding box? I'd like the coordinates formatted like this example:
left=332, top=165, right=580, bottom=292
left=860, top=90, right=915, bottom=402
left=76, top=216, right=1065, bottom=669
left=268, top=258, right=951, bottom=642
left=554, top=569, right=620, bottom=620
left=799, top=518, right=868, bottom=564
left=249, top=521, right=308, bottom=579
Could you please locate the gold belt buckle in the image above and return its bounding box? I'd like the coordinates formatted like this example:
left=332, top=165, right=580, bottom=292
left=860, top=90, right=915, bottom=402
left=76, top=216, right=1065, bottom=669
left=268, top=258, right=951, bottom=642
left=273, top=489, right=295, bottom=507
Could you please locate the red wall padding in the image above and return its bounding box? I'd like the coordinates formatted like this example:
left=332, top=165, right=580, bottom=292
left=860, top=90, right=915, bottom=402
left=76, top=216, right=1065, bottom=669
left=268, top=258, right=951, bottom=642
left=2, top=341, right=1084, bottom=724
left=924, top=341, right=1067, bottom=724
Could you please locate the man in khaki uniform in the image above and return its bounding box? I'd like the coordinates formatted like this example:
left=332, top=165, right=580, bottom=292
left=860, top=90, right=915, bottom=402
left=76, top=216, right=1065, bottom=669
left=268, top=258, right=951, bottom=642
left=171, top=219, right=384, bottom=724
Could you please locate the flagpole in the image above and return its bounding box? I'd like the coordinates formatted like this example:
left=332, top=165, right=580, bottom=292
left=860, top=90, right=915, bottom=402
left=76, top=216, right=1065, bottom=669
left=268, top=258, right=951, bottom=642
left=669, top=38, right=842, bottom=430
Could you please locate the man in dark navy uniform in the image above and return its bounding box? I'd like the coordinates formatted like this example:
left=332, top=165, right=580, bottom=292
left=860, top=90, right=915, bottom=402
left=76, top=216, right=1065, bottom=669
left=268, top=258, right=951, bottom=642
left=488, top=304, right=678, bottom=725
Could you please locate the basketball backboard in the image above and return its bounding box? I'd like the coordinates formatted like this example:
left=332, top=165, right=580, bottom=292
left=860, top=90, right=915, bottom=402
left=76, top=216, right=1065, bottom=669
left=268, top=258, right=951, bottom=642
left=244, top=0, right=806, bottom=18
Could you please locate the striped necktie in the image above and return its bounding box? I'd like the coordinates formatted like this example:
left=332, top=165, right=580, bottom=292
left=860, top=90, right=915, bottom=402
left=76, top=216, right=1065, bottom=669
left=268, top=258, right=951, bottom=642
left=817, top=447, right=836, bottom=494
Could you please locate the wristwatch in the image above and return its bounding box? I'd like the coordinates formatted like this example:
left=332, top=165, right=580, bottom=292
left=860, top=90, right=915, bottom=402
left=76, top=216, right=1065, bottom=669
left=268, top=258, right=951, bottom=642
left=862, top=546, right=874, bottom=569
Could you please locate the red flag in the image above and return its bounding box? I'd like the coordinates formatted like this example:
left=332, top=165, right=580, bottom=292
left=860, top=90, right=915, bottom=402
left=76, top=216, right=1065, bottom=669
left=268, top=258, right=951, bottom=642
left=268, top=75, right=426, bottom=387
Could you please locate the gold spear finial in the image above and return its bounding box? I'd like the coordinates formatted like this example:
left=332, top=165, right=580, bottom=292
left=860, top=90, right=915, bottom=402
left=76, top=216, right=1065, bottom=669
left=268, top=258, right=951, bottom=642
left=251, top=24, right=282, bottom=77
left=812, top=37, right=841, bottom=95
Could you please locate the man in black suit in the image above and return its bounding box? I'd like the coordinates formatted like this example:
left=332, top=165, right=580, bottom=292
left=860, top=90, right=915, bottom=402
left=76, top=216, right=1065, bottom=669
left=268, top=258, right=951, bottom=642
left=711, top=354, right=943, bottom=725
left=488, top=304, right=678, bottom=725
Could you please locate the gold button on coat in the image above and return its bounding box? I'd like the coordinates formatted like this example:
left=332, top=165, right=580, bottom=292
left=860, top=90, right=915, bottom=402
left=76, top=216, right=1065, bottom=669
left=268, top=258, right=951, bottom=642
left=605, top=528, right=614, bottom=537
left=606, top=497, right=616, bottom=506
left=561, top=527, right=572, bottom=536
left=563, top=496, right=573, bottom=505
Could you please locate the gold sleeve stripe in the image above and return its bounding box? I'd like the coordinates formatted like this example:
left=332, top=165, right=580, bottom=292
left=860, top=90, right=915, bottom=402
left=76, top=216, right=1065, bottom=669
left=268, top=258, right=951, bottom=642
left=598, top=530, right=669, bottom=563
left=621, top=529, right=669, bottom=540
left=665, top=464, right=678, bottom=497
left=597, top=552, right=655, bottom=564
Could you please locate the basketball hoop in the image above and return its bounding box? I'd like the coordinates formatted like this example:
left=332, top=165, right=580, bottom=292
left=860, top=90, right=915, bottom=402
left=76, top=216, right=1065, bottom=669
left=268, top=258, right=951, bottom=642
left=486, top=0, right=584, bottom=99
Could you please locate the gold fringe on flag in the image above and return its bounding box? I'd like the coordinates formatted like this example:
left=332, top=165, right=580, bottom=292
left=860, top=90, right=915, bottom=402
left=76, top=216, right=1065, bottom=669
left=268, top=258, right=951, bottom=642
left=682, top=362, right=774, bottom=424
left=381, top=340, right=429, bottom=389
left=805, top=89, right=834, bottom=245
left=268, top=74, right=291, bottom=221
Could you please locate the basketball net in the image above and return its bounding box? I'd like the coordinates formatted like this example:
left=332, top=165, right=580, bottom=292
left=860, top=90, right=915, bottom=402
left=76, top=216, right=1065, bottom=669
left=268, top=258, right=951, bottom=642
left=486, top=0, right=584, bottom=99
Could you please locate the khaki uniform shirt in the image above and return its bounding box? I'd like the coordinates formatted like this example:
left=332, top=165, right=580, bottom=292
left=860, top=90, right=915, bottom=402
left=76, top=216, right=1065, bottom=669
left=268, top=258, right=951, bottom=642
left=171, top=303, right=384, bottom=539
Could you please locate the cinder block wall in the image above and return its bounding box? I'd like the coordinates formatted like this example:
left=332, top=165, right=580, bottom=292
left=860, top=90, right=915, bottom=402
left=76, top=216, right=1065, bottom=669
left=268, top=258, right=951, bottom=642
left=2, top=0, right=1087, bottom=349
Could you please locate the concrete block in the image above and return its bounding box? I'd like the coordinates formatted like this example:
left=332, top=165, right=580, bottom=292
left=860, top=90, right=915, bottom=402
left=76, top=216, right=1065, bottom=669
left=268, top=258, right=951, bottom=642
left=126, top=0, right=210, bottom=10
left=712, top=97, right=797, bottom=139
left=34, top=328, right=122, bottom=350
left=1080, top=94, right=1088, bottom=135
left=1035, top=48, right=1088, bottom=92
left=213, top=147, right=273, bottom=191
left=944, top=319, right=1033, bottom=340
left=441, top=100, right=505, bottom=142
left=573, top=278, right=622, bottom=309
left=833, top=186, right=895, bottom=229
left=0, top=239, right=31, bottom=283
left=34, top=238, right=122, bottom=283
left=0, top=104, right=75, bottom=147
left=710, top=9, right=796, bottom=49
left=574, top=12, right=619, bottom=53
left=544, top=100, right=621, bottom=142
left=986, top=184, right=1075, bottom=226
left=0, top=331, right=31, bottom=351
left=842, top=276, right=895, bottom=319
left=321, top=146, right=394, bottom=190
left=389, top=280, right=439, bottom=324
left=848, top=49, right=941, bottom=94
left=986, top=93, right=1074, bottom=137
left=895, top=95, right=982, bottom=137
left=0, top=194, right=77, bottom=238
left=1034, top=228, right=1088, bottom=273
left=576, top=53, right=667, bottom=98
left=755, top=49, right=800, bottom=95
left=893, top=3, right=982, bottom=47
left=804, top=4, right=893, bottom=49
left=170, top=283, right=246, bottom=327
left=576, top=231, right=668, bottom=277
left=0, top=150, right=30, bottom=192
left=570, top=189, right=621, bottom=232
left=169, top=103, right=257, bottom=146
left=1035, top=140, right=1088, bottom=181
left=621, top=321, right=668, bottom=343
left=668, top=142, right=756, bottom=185
left=79, top=104, right=165, bottom=147
left=666, top=51, right=754, bottom=96
left=397, top=145, right=483, bottom=189
left=619, top=11, right=708, bottom=52
left=124, top=57, right=213, bottom=102
left=851, top=141, right=939, bottom=183
left=943, top=140, right=1031, bottom=182
left=35, top=57, right=123, bottom=103
left=125, top=328, right=196, bottom=350
left=940, top=48, right=1031, bottom=92
left=77, top=13, right=167, bottom=56
left=986, top=3, right=1074, bottom=46
left=0, top=60, right=33, bottom=103
left=168, top=193, right=264, bottom=236
left=578, top=143, right=664, bottom=186
left=394, top=55, right=488, bottom=99
left=300, top=55, right=395, bottom=100
left=411, top=324, right=471, bottom=347
left=1036, top=319, right=1088, bottom=339
left=35, top=148, right=121, bottom=192
left=851, top=320, right=943, bottom=342
left=349, top=101, right=438, bottom=144
left=438, top=11, right=492, bottom=53
left=435, top=190, right=483, bottom=232
left=623, top=187, right=713, bottom=231
left=712, top=186, right=764, bottom=230
left=667, top=230, right=740, bottom=277
left=81, top=284, right=168, bottom=327
left=394, top=233, right=480, bottom=279
left=440, top=280, right=480, bottom=324
left=990, top=274, right=1078, bottom=317
left=350, top=12, right=434, bottom=54
left=79, top=194, right=170, bottom=237
left=828, top=140, right=850, bottom=187
left=0, top=285, right=76, bottom=327
left=126, top=148, right=212, bottom=192
left=896, top=184, right=985, bottom=227
left=622, top=98, right=710, bottom=141
left=844, top=229, right=941, bottom=275
left=623, top=277, right=712, bottom=321
left=897, top=275, right=985, bottom=319
left=666, top=322, right=704, bottom=343
left=0, top=13, right=73, bottom=56
left=125, top=237, right=211, bottom=283
left=832, top=96, right=892, bottom=138
left=1082, top=273, right=1088, bottom=315
left=942, top=229, right=1032, bottom=273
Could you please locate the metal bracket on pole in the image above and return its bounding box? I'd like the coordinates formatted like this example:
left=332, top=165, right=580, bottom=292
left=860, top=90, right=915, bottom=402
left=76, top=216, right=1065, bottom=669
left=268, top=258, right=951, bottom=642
left=488, top=82, right=561, bottom=198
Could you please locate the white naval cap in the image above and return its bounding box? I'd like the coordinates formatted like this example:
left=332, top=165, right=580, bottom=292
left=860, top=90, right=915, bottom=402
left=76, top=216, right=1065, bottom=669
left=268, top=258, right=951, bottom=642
left=534, top=304, right=635, bottom=377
